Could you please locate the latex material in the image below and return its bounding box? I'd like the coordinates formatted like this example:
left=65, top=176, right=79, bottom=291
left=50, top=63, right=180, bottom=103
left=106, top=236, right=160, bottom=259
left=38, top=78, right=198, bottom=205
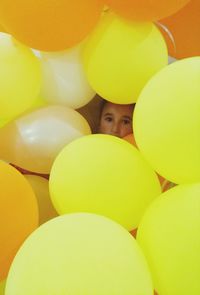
left=0, top=106, right=91, bottom=174
left=134, top=57, right=200, bottom=184
left=50, top=134, right=161, bottom=230
left=0, top=33, right=41, bottom=121
left=40, top=44, right=95, bottom=109
left=0, top=0, right=103, bottom=51
left=0, top=280, right=6, bottom=295
left=160, top=0, right=200, bottom=59
left=0, top=161, right=38, bottom=280
left=105, top=0, right=189, bottom=21
left=83, top=13, right=168, bottom=104
left=25, top=175, right=57, bottom=225
left=5, top=213, right=153, bottom=295
left=137, top=184, right=200, bottom=295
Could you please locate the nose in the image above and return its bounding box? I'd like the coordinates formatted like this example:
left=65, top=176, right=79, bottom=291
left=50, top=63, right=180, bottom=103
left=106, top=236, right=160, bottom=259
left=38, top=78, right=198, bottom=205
left=110, top=122, right=120, bottom=137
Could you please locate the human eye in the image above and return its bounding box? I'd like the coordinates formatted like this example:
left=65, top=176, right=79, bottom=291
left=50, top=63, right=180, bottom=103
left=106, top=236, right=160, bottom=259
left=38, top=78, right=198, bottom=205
left=122, top=118, right=131, bottom=125
left=104, top=116, right=113, bottom=122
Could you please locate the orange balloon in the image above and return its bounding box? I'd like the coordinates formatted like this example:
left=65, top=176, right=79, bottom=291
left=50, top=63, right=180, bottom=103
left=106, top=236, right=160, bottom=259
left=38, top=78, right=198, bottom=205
left=105, top=0, right=190, bottom=21
left=159, top=0, right=200, bottom=59
left=123, top=133, right=137, bottom=147
left=0, top=24, right=5, bottom=32
left=130, top=228, right=138, bottom=238
left=0, top=0, right=103, bottom=51
left=0, top=161, right=38, bottom=280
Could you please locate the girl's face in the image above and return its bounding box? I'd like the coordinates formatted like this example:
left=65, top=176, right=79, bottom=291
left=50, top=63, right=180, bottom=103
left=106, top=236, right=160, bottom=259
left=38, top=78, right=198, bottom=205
left=99, top=102, right=133, bottom=138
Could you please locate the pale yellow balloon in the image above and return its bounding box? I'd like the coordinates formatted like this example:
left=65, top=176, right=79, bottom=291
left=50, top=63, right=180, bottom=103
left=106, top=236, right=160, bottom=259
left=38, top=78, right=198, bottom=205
left=0, top=280, right=5, bottom=295
left=83, top=12, right=168, bottom=104
left=5, top=213, right=154, bottom=295
left=40, top=43, right=96, bottom=109
left=24, top=175, right=57, bottom=225
left=0, top=33, right=41, bottom=121
left=50, top=135, right=161, bottom=230
left=0, top=106, right=91, bottom=174
left=134, top=57, right=200, bottom=184
left=137, top=183, right=200, bottom=295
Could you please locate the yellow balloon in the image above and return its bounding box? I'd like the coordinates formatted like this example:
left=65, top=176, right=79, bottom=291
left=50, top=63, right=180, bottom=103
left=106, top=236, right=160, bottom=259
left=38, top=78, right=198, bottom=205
left=83, top=12, right=168, bottom=104
left=15, top=94, right=46, bottom=118
left=0, top=119, right=9, bottom=129
left=50, top=135, right=161, bottom=230
left=29, top=95, right=47, bottom=111
left=5, top=213, right=153, bottom=295
left=134, top=57, right=200, bottom=184
left=0, top=106, right=91, bottom=174
left=24, top=175, right=57, bottom=225
left=0, top=280, right=5, bottom=295
left=0, top=33, right=41, bottom=121
left=40, top=43, right=96, bottom=109
left=137, top=183, right=200, bottom=295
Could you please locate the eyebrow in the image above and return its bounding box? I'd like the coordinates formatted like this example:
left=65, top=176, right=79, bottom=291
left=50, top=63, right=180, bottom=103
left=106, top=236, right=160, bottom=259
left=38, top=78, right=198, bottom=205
left=103, top=112, right=113, bottom=116
left=103, top=113, right=132, bottom=120
left=122, top=116, right=132, bottom=120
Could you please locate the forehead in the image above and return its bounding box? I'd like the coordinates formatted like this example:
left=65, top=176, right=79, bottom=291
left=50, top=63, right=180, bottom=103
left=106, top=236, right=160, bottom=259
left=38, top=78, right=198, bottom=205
left=102, top=102, right=133, bottom=117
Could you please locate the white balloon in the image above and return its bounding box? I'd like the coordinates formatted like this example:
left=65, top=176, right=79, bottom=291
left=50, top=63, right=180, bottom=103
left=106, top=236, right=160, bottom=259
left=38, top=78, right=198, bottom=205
left=40, top=44, right=96, bottom=109
left=31, top=49, right=41, bottom=58
left=0, top=105, right=91, bottom=174
left=168, top=55, right=177, bottom=64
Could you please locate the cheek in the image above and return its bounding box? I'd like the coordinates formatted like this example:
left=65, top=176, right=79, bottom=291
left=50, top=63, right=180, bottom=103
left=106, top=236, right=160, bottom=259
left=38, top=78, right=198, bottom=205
left=99, top=120, right=110, bottom=133
left=125, top=124, right=133, bottom=132
left=121, top=124, right=133, bottom=136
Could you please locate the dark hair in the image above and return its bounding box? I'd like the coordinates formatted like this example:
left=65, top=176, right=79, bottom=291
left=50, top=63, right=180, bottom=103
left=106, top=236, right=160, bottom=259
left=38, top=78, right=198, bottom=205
left=99, top=99, right=107, bottom=119
left=99, top=99, right=135, bottom=119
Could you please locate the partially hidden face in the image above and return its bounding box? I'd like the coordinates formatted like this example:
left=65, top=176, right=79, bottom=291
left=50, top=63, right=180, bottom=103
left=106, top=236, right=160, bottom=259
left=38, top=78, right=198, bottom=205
left=99, top=102, right=134, bottom=138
